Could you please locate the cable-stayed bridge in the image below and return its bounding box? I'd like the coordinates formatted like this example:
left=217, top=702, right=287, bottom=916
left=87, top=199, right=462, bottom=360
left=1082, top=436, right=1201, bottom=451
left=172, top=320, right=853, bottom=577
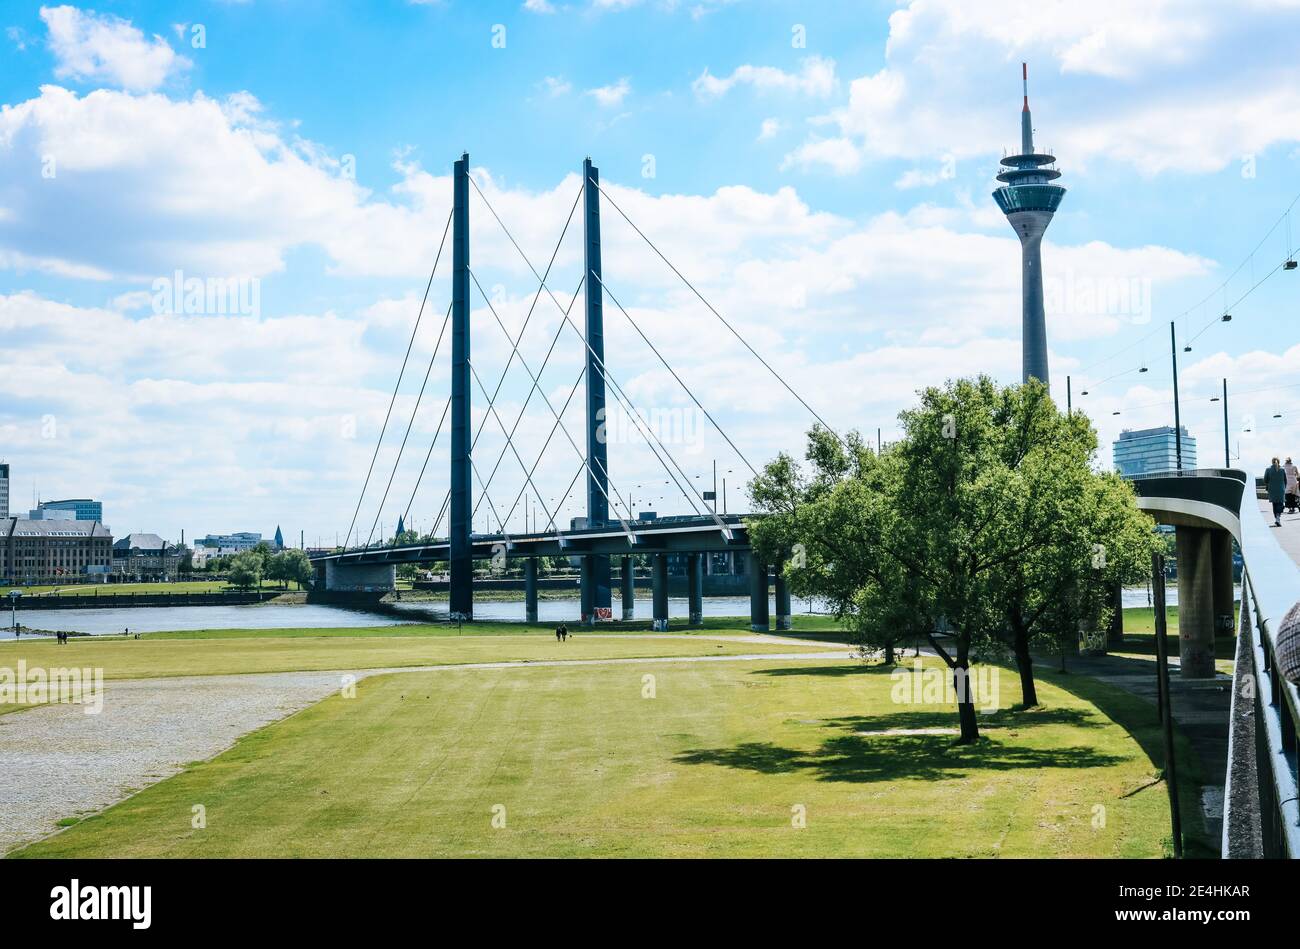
left=310, top=154, right=823, bottom=631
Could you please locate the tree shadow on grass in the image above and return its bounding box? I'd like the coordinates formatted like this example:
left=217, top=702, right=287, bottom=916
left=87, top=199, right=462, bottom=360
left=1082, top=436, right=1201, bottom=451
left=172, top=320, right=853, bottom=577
left=673, top=734, right=1125, bottom=784
left=1033, top=664, right=1218, bottom=858
left=819, top=704, right=1105, bottom=734
left=754, top=664, right=893, bottom=678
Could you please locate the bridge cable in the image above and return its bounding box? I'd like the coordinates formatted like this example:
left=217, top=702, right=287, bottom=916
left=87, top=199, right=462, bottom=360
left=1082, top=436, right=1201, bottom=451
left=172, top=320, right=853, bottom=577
left=391, top=186, right=581, bottom=546
left=467, top=178, right=713, bottom=523
left=470, top=456, right=508, bottom=534
left=467, top=183, right=584, bottom=459
left=342, top=207, right=453, bottom=549
left=362, top=303, right=453, bottom=549
left=399, top=394, right=451, bottom=532
left=467, top=358, right=562, bottom=534
left=589, top=176, right=844, bottom=447
left=590, top=270, right=758, bottom=478
left=491, top=364, right=587, bottom=532
left=466, top=267, right=637, bottom=526
left=469, top=275, right=586, bottom=519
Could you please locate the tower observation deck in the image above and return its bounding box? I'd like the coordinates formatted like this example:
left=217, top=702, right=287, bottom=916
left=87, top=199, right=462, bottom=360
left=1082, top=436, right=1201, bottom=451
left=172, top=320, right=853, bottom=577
left=993, top=63, right=1065, bottom=385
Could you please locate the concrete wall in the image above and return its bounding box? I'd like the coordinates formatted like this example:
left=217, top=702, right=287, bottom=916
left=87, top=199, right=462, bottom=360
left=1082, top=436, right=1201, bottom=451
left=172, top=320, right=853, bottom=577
left=323, top=561, right=396, bottom=593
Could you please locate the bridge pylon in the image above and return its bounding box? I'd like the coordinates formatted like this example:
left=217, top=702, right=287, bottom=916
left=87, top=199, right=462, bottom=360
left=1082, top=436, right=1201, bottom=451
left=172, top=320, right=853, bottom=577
left=582, top=157, right=612, bottom=623
left=449, top=152, right=473, bottom=619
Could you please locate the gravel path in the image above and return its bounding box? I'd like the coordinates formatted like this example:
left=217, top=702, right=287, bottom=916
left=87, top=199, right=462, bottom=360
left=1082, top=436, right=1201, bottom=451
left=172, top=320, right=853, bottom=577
left=0, top=647, right=852, bottom=854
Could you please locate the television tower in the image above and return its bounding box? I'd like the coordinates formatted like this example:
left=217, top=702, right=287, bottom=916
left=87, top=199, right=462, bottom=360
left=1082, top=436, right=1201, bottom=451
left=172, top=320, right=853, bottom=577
left=993, top=63, right=1065, bottom=385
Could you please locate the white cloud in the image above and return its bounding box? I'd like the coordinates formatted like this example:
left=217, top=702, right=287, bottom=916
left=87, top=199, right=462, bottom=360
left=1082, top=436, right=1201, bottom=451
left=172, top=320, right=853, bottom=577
left=540, top=75, right=572, bottom=97
left=523, top=0, right=557, bottom=11
left=780, top=137, right=862, bottom=175
left=757, top=118, right=782, bottom=141
left=693, top=56, right=836, bottom=101
left=586, top=78, right=631, bottom=108
left=790, top=0, right=1300, bottom=176
left=40, top=5, right=190, bottom=92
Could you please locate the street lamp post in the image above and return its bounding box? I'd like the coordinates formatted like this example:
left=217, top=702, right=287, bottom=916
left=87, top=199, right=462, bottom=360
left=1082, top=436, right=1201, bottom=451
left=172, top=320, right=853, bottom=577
left=8, top=590, right=18, bottom=631
left=1170, top=321, right=1183, bottom=470
left=1222, top=378, right=1230, bottom=468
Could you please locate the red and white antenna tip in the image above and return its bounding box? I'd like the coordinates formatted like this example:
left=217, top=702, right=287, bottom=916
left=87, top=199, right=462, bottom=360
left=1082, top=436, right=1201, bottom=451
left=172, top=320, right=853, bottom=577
left=1022, top=62, right=1028, bottom=81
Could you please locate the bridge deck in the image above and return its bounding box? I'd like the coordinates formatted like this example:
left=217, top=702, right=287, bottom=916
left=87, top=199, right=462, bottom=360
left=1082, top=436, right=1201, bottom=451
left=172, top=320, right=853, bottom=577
left=1260, top=498, right=1300, bottom=569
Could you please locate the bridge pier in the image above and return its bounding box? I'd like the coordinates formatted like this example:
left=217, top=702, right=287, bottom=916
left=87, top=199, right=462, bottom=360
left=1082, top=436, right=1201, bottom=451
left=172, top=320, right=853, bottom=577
left=1107, top=580, right=1124, bottom=648
left=652, top=553, right=669, bottom=631
left=322, top=561, right=395, bottom=593
left=687, top=553, right=702, bottom=626
left=774, top=561, right=791, bottom=631
left=1212, top=529, right=1235, bottom=637
left=580, top=557, right=594, bottom=626
left=1176, top=526, right=1217, bottom=679
left=748, top=551, right=769, bottom=632
left=524, top=558, right=538, bottom=624
left=620, top=555, right=635, bottom=621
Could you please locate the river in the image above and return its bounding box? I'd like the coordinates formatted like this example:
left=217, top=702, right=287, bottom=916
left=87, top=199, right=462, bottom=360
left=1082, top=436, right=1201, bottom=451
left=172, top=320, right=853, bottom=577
left=1, top=586, right=1232, bottom=640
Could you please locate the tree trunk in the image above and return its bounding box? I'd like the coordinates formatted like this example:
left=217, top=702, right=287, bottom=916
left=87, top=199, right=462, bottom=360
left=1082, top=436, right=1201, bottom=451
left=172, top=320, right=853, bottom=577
left=953, top=662, right=980, bottom=744
left=1012, top=625, right=1039, bottom=708
left=884, top=641, right=895, bottom=665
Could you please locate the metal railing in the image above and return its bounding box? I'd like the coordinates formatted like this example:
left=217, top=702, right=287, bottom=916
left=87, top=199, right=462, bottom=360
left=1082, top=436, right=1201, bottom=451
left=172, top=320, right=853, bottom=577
left=1238, top=564, right=1300, bottom=856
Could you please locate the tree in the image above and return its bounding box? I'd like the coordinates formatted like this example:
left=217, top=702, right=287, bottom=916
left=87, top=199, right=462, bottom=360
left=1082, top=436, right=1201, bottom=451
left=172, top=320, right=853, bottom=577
left=228, top=551, right=263, bottom=590
left=265, top=553, right=287, bottom=588
left=278, top=549, right=314, bottom=590
left=748, top=426, right=918, bottom=664
left=750, top=376, right=1159, bottom=744
left=972, top=385, right=1160, bottom=705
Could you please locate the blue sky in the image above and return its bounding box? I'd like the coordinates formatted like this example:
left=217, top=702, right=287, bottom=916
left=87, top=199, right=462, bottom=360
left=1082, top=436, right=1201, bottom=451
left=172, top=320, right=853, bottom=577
left=1, top=0, right=1298, bottom=545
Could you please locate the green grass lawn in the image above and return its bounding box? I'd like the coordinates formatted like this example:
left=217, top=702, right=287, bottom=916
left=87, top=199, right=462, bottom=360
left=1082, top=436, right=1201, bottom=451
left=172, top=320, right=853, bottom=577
left=4, top=579, right=300, bottom=597
left=0, top=623, right=834, bottom=684
left=12, top=654, right=1189, bottom=858
left=1114, top=605, right=1237, bottom=674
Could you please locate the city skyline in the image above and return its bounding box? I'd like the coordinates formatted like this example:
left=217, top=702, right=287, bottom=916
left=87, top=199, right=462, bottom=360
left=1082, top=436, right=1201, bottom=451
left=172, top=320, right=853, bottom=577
left=2, top=1, right=1298, bottom=541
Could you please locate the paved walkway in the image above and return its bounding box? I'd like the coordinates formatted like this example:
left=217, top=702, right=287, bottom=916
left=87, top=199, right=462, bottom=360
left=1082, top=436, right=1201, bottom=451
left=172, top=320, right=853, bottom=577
left=1064, top=647, right=1232, bottom=851
left=0, top=647, right=851, bottom=855
left=1259, top=498, right=1300, bottom=568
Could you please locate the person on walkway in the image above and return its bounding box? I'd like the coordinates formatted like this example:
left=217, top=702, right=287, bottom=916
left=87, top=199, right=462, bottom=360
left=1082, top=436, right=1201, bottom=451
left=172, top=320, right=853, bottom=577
left=1285, top=456, right=1299, bottom=514
left=1265, top=457, right=1288, bottom=526
left=559, top=623, right=569, bottom=642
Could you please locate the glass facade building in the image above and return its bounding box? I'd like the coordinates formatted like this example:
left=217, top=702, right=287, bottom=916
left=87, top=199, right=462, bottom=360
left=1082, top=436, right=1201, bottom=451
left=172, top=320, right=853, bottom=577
left=1113, top=426, right=1198, bottom=476
left=38, top=498, right=103, bottom=522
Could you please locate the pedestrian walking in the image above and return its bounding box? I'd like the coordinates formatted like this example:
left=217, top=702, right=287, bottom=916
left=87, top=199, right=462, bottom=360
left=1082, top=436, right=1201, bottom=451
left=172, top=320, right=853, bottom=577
left=1285, top=456, right=1299, bottom=514
left=1265, top=457, right=1287, bottom=526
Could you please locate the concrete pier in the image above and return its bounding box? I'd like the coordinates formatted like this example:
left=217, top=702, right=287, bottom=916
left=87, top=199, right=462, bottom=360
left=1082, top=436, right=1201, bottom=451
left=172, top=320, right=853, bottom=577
left=1176, top=526, right=1216, bottom=678
left=524, top=558, right=538, bottom=624
left=1211, top=529, right=1235, bottom=637
left=322, top=561, right=395, bottom=593
left=774, top=561, right=791, bottom=631
left=748, top=551, right=769, bottom=632
left=652, top=553, right=668, bottom=631
left=620, top=555, right=635, bottom=621
left=580, top=557, right=594, bottom=626
left=687, top=552, right=702, bottom=626
left=1107, top=580, right=1124, bottom=648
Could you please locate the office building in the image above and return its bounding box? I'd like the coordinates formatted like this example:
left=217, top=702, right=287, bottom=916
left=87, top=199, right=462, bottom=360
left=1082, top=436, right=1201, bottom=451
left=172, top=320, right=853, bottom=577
left=198, top=532, right=262, bottom=552
left=0, top=517, right=113, bottom=582
left=38, top=498, right=104, bottom=522
left=112, top=533, right=182, bottom=579
left=0, top=463, right=8, bottom=520
left=1113, top=426, right=1198, bottom=477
